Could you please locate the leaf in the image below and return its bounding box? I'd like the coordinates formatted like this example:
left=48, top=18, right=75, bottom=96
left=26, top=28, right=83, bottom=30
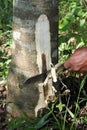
left=8, top=119, right=17, bottom=130
left=65, top=13, right=74, bottom=20
left=80, top=75, right=87, bottom=91
left=66, top=107, right=75, bottom=119
left=35, top=111, right=52, bottom=129
left=82, top=116, right=87, bottom=124
left=75, top=102, right=80, bottom=111
left=80, top=19, right=85, bottom=27
left=59, top=19, right=68, bottom=30
left=23, top=112, right=30, bottom=120
left=58, top=101, right=63, bottom=112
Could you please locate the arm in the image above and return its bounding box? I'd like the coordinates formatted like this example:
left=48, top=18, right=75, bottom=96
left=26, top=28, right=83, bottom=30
left=64, top=47, right=87, bottom=72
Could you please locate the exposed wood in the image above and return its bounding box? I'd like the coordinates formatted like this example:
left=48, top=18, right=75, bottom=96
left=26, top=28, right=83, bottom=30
left=35, top=14, right=51, bottom=74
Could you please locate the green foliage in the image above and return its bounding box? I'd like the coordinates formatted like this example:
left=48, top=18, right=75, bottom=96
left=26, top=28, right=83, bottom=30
left=0, top=0, right=12, bottom=80
left=0, top=0, right=12, bottom=30
left=0, top=32, right=12, bottom=80
left=58, top=7, right=87, bottom=127
left=8, top=111, right=52, bottom=130
left=81, top=116, right=87, bottom=125
left=59, top=0, right=87, bottom=62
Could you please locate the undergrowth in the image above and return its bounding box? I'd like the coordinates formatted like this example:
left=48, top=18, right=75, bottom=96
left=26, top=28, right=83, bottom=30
left=7, top=74, right=87, bottom=130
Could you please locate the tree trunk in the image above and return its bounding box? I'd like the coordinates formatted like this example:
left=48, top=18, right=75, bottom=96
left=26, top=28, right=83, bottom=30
left=7, top=0, right=58, bottom=118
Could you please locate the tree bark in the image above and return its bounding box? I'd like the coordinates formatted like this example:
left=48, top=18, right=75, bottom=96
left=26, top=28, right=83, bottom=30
left=7, top=0, right=58, bottom=118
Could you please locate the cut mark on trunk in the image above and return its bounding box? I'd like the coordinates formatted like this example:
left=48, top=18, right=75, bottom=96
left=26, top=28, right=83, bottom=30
left=42, top=53, right=47, bottom=73
left=35, top=14, right=51, bottom=74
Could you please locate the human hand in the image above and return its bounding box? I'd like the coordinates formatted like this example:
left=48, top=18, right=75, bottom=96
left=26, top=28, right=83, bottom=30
left=64, top=47, right=87, bottom=72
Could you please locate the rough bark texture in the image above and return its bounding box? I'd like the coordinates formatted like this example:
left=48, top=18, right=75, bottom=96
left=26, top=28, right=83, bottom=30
left=7, top=0, right=58, bottom=117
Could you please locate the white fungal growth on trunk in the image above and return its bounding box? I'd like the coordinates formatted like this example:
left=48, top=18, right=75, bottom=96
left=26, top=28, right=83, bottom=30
left=13, top=31, right=21, bottom=40
left=35, top=14, right=51, bottom=74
